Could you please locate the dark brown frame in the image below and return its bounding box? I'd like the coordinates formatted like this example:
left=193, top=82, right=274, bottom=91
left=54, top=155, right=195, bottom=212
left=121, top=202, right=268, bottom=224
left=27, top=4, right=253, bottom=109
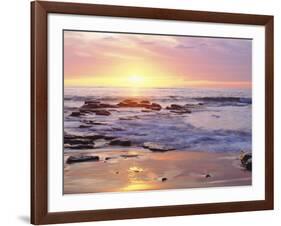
left=31, top=1, right=274, bottom=224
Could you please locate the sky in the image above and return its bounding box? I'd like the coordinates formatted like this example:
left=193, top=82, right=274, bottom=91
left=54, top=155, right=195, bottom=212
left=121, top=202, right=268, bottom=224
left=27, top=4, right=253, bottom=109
left=64, top=30, right=252, bottom=88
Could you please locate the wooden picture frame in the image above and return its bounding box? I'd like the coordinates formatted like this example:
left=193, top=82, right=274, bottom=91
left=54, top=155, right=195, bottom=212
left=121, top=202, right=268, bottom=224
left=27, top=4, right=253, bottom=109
left=31, top=1, right=274, bottom=224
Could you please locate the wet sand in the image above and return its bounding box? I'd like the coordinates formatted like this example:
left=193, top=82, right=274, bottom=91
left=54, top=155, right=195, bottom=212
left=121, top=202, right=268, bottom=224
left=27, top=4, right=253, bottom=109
left=64, top=148, right=251, bottom=194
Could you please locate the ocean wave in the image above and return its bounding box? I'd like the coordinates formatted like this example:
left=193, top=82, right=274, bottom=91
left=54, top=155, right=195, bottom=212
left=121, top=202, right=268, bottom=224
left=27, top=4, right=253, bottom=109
left=194, top=97, right=252, bottom=104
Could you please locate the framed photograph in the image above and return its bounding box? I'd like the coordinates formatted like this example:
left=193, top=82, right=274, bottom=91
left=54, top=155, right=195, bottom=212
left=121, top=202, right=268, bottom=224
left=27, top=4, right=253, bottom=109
left=31, top=1, right=274, bottom=224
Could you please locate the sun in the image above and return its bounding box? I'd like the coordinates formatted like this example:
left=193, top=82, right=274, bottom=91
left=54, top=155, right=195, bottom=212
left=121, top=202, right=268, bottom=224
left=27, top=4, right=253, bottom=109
left=127, top=75, right=144, bottom=87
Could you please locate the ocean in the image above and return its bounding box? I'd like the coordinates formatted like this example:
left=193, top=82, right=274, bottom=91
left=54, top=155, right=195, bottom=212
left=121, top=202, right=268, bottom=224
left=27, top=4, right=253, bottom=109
left=64, top=87, right=252, bottom=153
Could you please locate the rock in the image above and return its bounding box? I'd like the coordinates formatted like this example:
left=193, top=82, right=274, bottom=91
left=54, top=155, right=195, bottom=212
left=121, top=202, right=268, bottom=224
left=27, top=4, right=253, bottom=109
left=140, top=100, right=150, bottom=104
left=105, top=156, right=118, bottom=161
left=64, top=133, right=105, bottom=143
left=70, top=111, right=81, bottom=117
left=79, top=124, right=92, bottom=128
left=117, top=99, right=139, bottom=107
left=240, top=152, right=252, bottom=171
left=94, top=110, right=111, bottom=116
left=171, top=110, right=191, bottom=114
left=120, top=154, right=139, bottom=158
left=149, top=103, right=162, bottom=111
left=111, top=127, right=125, bottom=131
left=143, top=142, right=175, bottom=152
left=119, top=116, right=140, bottom=120
left=166, top=104, right=184, bottom=110
left=245, top=159, right=252, bottom=171
left=104, top=135, right=117, bottom=140
left=205, top=174, right=211, bottom=178
left=84, top=134, right=106, bottom=140
left=141, top=109, right=152, bottom=113
left=138, top=103, right=152, bottom=108
left=79, top=102, right=117, bottom=113
left=64, top=138, right=93, bottom=145
left=64, top=144, right=95, bottom=149
left=240, top=152, right=252, bottom=165
left=66, top=155, right=99, bottom=164
left=81, top=120, right=109, bottom=125
left=166, top=104, right=191, bottom=113
left=198, top=103, right=204, bottom=105
left=184, top=103, right=203, bottom=109
left=117, top=99, right=161, bottom=110
left=81, top=103, right=116, bottom=109
left=84, top=100, right=100, bottom=105
left=161, top=177, right=167, bottom=182
left=109, top=138, right=132, bottom=146
left=119, top=117, right=133, bottom=120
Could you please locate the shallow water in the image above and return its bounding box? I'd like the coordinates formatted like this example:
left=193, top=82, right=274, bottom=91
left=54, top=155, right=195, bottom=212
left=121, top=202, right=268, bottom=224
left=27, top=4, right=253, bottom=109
left=64, top=87, right=252, bottom=152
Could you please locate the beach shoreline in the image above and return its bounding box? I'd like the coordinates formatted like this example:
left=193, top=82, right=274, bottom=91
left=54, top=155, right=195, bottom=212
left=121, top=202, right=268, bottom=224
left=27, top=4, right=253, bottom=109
left=64, top=148, right=251, bottom=194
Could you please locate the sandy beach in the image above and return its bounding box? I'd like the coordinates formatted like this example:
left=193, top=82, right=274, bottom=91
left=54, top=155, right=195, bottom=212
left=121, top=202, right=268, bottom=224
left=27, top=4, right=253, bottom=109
left=64, top=148, right=251, bottom=194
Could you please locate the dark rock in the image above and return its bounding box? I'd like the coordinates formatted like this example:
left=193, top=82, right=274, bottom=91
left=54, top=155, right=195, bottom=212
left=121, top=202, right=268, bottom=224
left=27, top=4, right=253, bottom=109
left=115, top=171, right=119, bottom=174
left=66, top=155, right=99, bottom=164
left=79, top=124, right=92, bottom=128
left=84, top=100, right=100, bottom=105
left=95, top=110, right=111, bottom=116
left=64, top=133, right=106, bottom=145
left=81, top=120, right=109, bottom=125
left=138, top=103, right=152, bottom=108
left=117, top=99, right=160, bottom=109
left=80, top=119, right=95, bottom=124
left=184, top=103, right=203, bottom=109
left=140, top=100, right=150, bottom=104
left=166, top=104, right=193, bottom=112
left=117, top=99, right=140, bottom=107
left=84, top=134, right=106, bottom=140
left=141, top=109, right=152, bottom=113
left=166, top=104, right=184, bottom=110
left=161, top=177, right=167, bottom=182
left=109, top=138, right=132, bottom=146
left=149, top=103, right=162, bottom=111
left=240, top=152, right=252, bottom=171
left=119, top=116, right=140, bottom=120
left=240, top=152, right=252, bottom=165
left=105, top=156, right=118, bottom=161
left=111, top=127, right=125, bottom=131
left=205, top=174, right=211, bottom=178
left=119, top=117, right=133, bottom=120
left=64, top=138, right=93, bottom=145
left=245, top=159, right=252, bottom=171
left=166, top=104, right=191, bottom=113
left=70, top=111, right=81, bottom=117
left=80, top=102, right=117, bottom=113
left=64, top=144, right=95, bottom=149
left=143, top=142, right=175, bottom=152
left=120, top=154, right=139, bottom=158
left=171, top=110, right=191, bottom=114
left=104, top=135, right=117, bottom=140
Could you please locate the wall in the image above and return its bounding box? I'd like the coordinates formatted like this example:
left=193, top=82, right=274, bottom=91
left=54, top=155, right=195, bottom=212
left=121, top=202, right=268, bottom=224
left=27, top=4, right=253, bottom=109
left=0, top=0, right=279, bottom=225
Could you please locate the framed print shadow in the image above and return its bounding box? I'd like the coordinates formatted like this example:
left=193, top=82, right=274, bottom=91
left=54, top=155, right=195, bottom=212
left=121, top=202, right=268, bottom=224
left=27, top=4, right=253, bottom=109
left=31, top=1, right=274, bottom=225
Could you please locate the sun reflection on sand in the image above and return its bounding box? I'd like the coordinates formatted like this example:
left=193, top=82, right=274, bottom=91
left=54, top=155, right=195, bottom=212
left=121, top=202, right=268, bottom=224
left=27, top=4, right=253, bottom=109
left=122, top=166, right=155, bottom=191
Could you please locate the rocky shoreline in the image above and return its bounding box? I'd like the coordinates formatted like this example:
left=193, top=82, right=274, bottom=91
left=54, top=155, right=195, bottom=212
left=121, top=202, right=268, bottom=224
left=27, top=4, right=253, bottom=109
left=64, top=98, right=252, bottom=171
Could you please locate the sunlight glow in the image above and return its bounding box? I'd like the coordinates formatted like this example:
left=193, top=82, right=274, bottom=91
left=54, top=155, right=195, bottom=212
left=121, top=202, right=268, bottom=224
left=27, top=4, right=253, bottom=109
left=127, top=75, right=144, bottom=87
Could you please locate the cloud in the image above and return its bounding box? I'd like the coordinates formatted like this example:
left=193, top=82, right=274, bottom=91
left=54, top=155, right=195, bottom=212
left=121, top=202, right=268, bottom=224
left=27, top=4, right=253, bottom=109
left=175, top=44, right=196, bottom=49
left=175, top=42, right=208, bottom=49
left=138, top=41, right=156, bottom=45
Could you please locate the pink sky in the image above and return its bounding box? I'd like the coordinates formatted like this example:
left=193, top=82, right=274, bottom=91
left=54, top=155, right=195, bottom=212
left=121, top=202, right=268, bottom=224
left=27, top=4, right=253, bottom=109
left=64, top=30, right=252, bottom=88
